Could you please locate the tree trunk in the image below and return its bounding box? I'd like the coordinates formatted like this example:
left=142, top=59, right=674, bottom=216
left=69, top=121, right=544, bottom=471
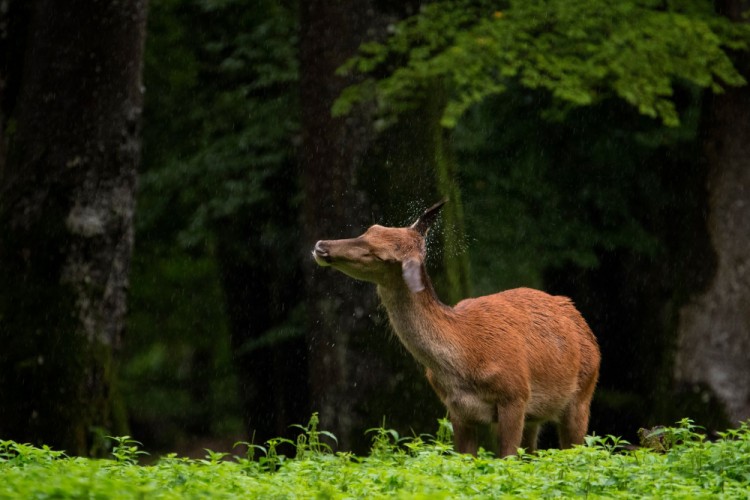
left=300, top=3, right=471, bottom=451
left=371, top=86, right=471, bottom=304
left=674, top=0, right=750, bottom=425
left=299, top=0, right=385, bottom=451
left=0, top=0, right=147, bottom=455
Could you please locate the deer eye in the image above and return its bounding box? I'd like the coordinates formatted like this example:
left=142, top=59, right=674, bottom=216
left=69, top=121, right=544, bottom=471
left=373, top=252, right=398, bottom=263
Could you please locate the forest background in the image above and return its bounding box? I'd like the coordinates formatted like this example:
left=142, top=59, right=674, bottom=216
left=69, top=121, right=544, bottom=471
left=1, top=0, right=749, bottom=457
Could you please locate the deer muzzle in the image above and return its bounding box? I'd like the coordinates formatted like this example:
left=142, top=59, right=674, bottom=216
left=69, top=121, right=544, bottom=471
left=312, top=240, right=332, bottom=266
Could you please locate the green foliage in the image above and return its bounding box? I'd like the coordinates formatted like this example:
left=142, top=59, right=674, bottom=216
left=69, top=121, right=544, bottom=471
left=0, top=440, right=66, bottom=465
left=1, top=420, right=749, bottom=497
left=108, top=436, right=149, bottom=465
left=125, top=0, right=301, bottom=450
left=290, top=413, right=338, bottom=458
left=366, top=416, right=456, bottom=459
left=139, top=0, right=298, bottom=246
left=335, top=0, right=749, bottom=127
left=454, top=88, right=700, bottom=291
left=123, top=247, right=241, bottom=446
left=366, top=420, right=406, bottom=457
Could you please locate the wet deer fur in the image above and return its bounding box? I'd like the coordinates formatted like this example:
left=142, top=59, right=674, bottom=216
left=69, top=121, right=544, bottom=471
left=312, top=201, right=600, bottom=457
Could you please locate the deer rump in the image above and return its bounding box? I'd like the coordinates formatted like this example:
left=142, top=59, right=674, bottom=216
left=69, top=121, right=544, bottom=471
left=313, top=201, right=600, bottom=457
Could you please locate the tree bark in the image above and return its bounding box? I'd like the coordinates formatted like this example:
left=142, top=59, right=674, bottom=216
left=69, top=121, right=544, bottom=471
left=299, top=0, right=386, bottom=451
left=372, top=86, right=471, bottom=304
left=674, top=0, right=750, bottom=425
left=0, top=0, right=147, bottom=455
left=300, top=3, right=471, bottom=451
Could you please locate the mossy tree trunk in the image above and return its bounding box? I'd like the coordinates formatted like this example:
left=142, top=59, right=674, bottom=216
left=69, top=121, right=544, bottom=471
left=300, top=4, right=470, bottom=451
left=300, top=0, right=376, bottom=452
left=674, top=0, right=750, bottom=425
left=372, top=84, right=471, bottom=304
left=0, top=0, right=147, bottom=455
left=426, top=84, right=472, bottom=304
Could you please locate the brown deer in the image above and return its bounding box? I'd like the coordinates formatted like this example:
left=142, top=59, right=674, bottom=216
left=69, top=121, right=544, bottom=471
left=312, top=201, right=600, bottom=457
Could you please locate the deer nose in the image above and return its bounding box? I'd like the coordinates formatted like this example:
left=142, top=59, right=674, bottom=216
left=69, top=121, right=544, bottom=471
left=314, top=240, right=328, bottom=255
left=312, top=241, right=332, bottom=263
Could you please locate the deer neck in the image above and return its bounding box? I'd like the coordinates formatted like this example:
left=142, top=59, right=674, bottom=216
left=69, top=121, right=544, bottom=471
left=376, top=265, right=459, bottom=371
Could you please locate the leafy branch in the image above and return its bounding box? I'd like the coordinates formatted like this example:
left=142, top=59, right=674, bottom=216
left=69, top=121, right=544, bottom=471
left=335, top=0, right=750, bottom=128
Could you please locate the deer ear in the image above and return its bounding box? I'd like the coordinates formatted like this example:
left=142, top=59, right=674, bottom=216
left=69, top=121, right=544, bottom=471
left=402, top=258, right=425, bottom=293
left=410, top=199, right=447, bottom=236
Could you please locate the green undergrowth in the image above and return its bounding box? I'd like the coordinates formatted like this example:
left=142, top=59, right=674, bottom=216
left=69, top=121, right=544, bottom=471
left=1, top=416, right=749, bottom=498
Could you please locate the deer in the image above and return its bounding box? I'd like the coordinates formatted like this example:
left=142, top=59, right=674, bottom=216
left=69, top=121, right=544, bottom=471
left=312, top=200, right=600, bottom=457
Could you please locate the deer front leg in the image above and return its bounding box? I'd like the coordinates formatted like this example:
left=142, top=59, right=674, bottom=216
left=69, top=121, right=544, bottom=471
left=496, top=400, right=526, bottom=457
left=425, top=369, right=478, bottom=455
left=452, top=417, right=478, bottom=455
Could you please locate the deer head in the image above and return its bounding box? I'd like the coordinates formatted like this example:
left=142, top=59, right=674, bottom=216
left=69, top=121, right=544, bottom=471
left=312, top=200, right=446, bottom=292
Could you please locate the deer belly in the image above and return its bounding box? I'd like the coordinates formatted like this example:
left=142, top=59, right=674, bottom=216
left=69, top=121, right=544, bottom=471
left=445, top=390, right=496, bottom=423
left=525, top=384, right=576, bottom=422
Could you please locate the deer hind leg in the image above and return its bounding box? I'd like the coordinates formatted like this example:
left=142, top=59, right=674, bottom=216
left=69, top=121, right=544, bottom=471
left=559, top=373, right=597, bottom=448
left=558, top=396, right=593, bottom=449
left=521, top=422, right=540, bottom=453
left=451, top=418, right=478, bottom=455
left=496, top=401, right=526, bottom=457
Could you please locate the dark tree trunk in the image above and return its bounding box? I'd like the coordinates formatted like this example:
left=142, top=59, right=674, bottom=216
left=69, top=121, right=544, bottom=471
left=300, top=3, right=470, bottom=451
left=674, top=0, right=750, bottom=425
left=0, top=0, right=148, bottom=455
left=299, top=0, right=386, bottom=451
